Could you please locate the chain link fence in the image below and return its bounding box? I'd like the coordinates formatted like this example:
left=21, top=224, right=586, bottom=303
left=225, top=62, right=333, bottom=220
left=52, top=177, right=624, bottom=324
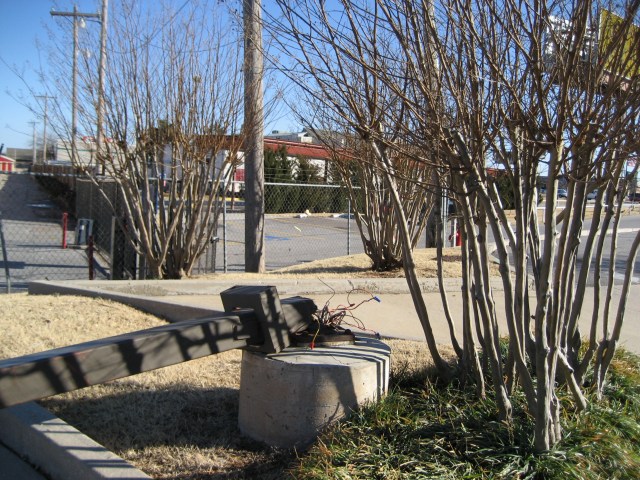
left=0, top=169, right=108, bottom=292
left=6, top=166, right=632, bottom=292
left=75, top=178, right=139, bottom=280
left=0, top=170, right=366, bottom=290
left=207, top=181, right=364, bottom=273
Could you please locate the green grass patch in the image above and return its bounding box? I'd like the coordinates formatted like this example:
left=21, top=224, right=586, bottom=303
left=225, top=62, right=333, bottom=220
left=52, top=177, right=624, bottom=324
left=289, top=349, right=640, bottom=479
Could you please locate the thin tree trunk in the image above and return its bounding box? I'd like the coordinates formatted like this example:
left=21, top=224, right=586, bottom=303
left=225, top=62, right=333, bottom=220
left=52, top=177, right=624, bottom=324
left=435, top=181, right=463, bottom=358
left=460, top=220, right=485, bottom=396
left=371, top=140, right=452, bottom=376
left=595, top=230, right=640, bottom=395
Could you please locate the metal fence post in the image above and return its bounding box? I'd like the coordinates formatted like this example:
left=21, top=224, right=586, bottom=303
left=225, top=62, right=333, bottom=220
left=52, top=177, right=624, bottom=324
left=61, top=212, right=68, bottom=249
left=88, top=235, right=95, bottom=280
left=442, top=189, right=449, bottom=247
left=223, top=189, right=228, bottom=273
left=347, top=198, right=351, bottom=256
left=0, top=213, right=10, bottom=294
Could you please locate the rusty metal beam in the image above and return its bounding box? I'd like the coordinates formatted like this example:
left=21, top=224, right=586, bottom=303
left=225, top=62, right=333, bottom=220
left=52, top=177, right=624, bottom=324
left=0, top=294, right=315, bottom=408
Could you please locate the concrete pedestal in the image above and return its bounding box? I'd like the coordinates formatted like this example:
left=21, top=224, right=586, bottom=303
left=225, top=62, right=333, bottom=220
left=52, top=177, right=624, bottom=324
left=238, top=336, right=390, bottom=449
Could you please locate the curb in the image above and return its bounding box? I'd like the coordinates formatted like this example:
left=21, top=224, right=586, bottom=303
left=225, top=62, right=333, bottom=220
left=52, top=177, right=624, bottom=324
left=29, top=276, right=512, bottom=296
left=28, top=276, right=527, bottom=324
left=0, top=402, right=149, bottom=479
left=27, top=277, right=511, bottom=323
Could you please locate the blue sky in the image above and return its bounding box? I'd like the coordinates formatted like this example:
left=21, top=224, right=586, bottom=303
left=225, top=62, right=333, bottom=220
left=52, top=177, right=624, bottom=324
left=0, top=0, right=298, bottom=152
left=0, top=1, right=104, bottom=150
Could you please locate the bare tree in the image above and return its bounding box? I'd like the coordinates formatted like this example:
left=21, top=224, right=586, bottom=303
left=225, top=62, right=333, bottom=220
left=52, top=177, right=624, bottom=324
left=267, top=0, right=454, bottom=375
left=266, top=2, right=441, bottom=269
left=415, top=0, right=640, bottom=450
left=339, top=139, right=435, bottom=271
left=43, top=0, right=246, bottom=279
left=269, top=0, right=640, bottom=451
left=315, top=121, right=436, bottom=271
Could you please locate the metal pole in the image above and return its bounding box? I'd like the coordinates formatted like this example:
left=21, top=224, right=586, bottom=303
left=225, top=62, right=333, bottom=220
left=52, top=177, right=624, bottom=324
left=450, top=218, right=456, bottom=247
left=35, top=95, right=54, bottom=163
left=88, top=235, right=95, bottom=280
left=43, top=97, right=48, bottom=162
left=441, top=189, right=448, bottom=247
left=347, top=198, right=351, bottom=255
left=0, top=214, right=10, bottom=294
left=50, top=8, right=101, bottom=166
left=96, top=0, right=108, bottom=175
left=29, top=121, right=37, bottom=165
left=62, top=212, right=68, bottom=249
left=72, top=5, right=79, bottom=166
left=223, top=192, right=228, bottom=273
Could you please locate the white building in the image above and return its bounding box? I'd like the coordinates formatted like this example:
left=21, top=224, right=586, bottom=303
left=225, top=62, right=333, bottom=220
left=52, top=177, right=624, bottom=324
left=54, top=138, right=97, bottom=166
left=265, top=130, right=314, bottom=143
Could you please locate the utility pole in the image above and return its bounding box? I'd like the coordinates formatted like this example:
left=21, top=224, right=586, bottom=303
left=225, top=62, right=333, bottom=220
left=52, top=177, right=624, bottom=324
left=51, top=6, right=101, bottom=166
left=28, top=121, right=38, bottom=165
left=243, top=0, right=266, bottom=273
left=35, top=95, right=54, bottom=163
left=96, top=0, right=108, bottom=175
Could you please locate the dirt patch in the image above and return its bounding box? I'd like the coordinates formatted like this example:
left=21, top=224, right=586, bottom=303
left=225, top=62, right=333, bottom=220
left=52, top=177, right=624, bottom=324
left=273, top=248, right=466, bottom=278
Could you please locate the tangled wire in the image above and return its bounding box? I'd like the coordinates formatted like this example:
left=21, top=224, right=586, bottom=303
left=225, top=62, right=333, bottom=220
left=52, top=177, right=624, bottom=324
left=303, top=281, right=382, bottom=348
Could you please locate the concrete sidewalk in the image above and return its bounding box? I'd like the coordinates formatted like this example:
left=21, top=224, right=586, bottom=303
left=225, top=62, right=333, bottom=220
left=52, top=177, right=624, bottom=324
left=29, top=276, right=640, bottom=355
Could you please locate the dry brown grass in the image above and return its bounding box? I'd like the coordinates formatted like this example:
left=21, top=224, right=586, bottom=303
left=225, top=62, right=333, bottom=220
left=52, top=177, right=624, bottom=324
left=39, top=352, right=274, bottom=479
left=0, top=293, right=444, bottom=479
left=196, top=247, right=500, bottom=280
left=0, top=295, right=166, bottom=358
left=272, top=247, right=470, bottom=278
left=0, top=239, right=549, bottom=478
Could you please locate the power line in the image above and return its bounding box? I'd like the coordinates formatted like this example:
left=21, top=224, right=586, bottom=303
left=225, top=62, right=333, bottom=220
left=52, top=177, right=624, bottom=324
left=51, top=5, right=105, bottom=167
left=107, top=0, right=190, bottom=55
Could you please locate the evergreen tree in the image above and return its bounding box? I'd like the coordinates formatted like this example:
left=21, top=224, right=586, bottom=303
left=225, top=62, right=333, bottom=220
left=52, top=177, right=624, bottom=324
left=295, top=156, right=322, bottom=183
left=264, top=146, right=293, bottom=182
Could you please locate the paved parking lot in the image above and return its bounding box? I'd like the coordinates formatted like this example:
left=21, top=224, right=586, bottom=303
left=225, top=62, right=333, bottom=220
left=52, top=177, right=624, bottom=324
left=219, top=212, right=366, bottom=271
left=0, top=170, right=107, bottom=292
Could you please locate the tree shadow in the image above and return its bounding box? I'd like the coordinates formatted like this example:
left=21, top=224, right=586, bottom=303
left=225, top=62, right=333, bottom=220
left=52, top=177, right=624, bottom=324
left=39, top=383, right=296, bottom=479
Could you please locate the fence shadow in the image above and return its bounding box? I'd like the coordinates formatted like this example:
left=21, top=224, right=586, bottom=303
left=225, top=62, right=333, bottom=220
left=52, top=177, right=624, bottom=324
left=39, top=381, right=295, bottom=479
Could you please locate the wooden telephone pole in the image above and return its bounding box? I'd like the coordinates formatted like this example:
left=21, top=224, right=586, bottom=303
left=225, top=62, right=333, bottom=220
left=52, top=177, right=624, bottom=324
left=51, top=2, right=106, bottom=168
left=243, top=0, right=266, bottom=273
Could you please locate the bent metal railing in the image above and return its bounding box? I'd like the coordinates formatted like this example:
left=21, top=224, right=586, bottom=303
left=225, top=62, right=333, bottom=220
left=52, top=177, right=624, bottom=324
left=0, top=285, right=316, bottom=408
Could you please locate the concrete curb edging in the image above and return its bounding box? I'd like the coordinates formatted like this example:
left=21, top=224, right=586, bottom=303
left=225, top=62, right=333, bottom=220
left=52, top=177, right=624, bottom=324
left=0, top=444, right=47, bottom=480
left=28, top=277, right=518, bottom=325
left=28, top=279, right=444, bottom=324
left=29, top=277, right=472, bottom=295
left=28, top=281, right=217, bottom=322
left=29, top=276, right=515, bottom=297
left=0, top=402, right=149, bottom=479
